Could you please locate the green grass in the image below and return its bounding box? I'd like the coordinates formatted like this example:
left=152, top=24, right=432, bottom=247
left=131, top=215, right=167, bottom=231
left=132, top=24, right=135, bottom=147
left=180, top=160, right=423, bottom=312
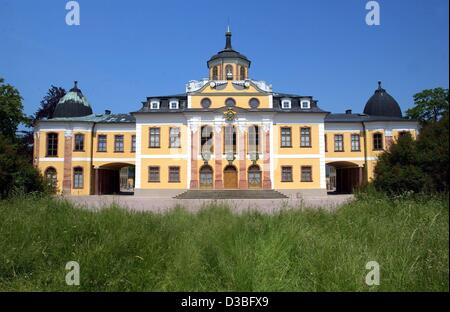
left=0, top=191, right=448, bottom=291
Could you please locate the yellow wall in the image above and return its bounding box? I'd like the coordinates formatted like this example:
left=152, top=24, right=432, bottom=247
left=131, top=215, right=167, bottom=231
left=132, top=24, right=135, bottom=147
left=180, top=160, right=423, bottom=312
left=274, top=124, right=321, bottom=154
left=191, top=82, right=270, bottom=109
left=324, top=131, right=365, bottom=158
left=140, top=125, right=187, bottom=155
left=140, top=159, right=187, bottom=189
left=93, top=131, right=136, bottom=158
left=273, top=158, right=321, bottom=189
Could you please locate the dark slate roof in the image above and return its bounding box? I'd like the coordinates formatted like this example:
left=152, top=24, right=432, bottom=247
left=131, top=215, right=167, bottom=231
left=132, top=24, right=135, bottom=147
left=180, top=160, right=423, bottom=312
left=363, top=81, right=402, bottom=118
left=207, top=30, right=250, bottom=67
left=53, top=81, right=93, bottom=118
left=44, top=113, right=135, bottom=123
left=325, top=113, right=413, bottom=123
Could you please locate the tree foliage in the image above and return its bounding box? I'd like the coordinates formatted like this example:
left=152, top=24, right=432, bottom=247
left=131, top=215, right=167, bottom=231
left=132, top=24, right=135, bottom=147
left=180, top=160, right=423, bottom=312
left=0, top=77, right=50, bottom=198
left=406, top=88, right=449, bottom=123
left=374, top=113, right=449, bottom=195
left=33, top=85, right=66, bottom=122
left=0, top=78, right=28, bottom=139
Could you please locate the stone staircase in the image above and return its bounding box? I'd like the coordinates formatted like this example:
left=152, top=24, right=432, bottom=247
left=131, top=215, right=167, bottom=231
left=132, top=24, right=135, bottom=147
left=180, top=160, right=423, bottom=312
left=174, top=190, right=288, bottom=199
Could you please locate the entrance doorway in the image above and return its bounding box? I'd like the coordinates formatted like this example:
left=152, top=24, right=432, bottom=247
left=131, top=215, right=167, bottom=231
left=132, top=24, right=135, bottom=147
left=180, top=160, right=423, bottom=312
left=248, top=165, right=262, bottom=189
left=223, top=165, right=238, bottom=189
left=95, top=163, right=135, bottom=195
left=199, top=165, right=213, bottom=189
left=326, top=162, right=364, bottom=194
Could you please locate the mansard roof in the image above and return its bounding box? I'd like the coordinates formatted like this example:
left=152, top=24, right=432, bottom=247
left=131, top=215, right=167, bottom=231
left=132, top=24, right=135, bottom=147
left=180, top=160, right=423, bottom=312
left=43, top=113, right=135, bottom=123
left=325, top=113, right=412, bottom=123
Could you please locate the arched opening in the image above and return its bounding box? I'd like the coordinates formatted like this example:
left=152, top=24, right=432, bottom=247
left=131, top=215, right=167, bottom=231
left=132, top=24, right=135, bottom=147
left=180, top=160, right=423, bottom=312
left=212, top=66, right=218, bottom=80
left=248, top=165, right=262, bottom=189
left=224, top=165, right=238, bottom=189
left=239, top=66, right=246, bottom=80
left=95, top=163, right=135, bottom=195
left=44, top=167, right=57, bottom=190
left=326, top=161, right=364, bottom=194
left=199, top=165, right=213, bottom=189
left=225, top=64, right=233, bottom=80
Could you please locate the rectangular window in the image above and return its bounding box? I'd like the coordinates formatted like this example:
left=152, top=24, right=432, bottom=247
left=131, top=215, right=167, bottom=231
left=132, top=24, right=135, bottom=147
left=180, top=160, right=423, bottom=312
left=148, top=166, right=160, bottom=182
left=373, top=133, right=383, bottom=150
left=300, top=127, right=311, bottom=147
left=46, top=133, right=58, bottom=157
left=73, top=167, right=83, bottom=189
left=281, top=166, right=293, bottom=182
left=169, top=127, right=181, bottom=148
left=334, top=134, right=344, bottom=152
left=281, top=100, right=291, bottom=109
left=74, top=133, right=84, bottom=151
left=301, top=166, right=313, bottom=182
left=301, top=100, right=310, bottom=109
left=324, top=134, right=328, bottom=152
left=351, top=134, right=361, bottom=151
left=281, top=127, right=292, bottom=147
left=114, top=135, right=124, bottom=152
left=169, top=166, right=180, bottom=182
left=169, top=101, right=179, bottom=109
left=97, top=135, right=107, bottom=152
left=131, top=135, right=136, bottom=152
left=149, top=128, right=160, bottom=148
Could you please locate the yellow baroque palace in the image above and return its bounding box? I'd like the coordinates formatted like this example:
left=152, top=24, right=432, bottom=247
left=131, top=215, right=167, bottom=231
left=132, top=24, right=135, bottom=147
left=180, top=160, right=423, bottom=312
left=34, top=30, right=419, bottom=197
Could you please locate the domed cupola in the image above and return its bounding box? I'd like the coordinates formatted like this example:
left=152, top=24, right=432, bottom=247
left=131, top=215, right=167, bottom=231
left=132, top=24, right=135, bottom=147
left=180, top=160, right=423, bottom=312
left=363, top=81, right=402, bottom=118
left=53, top=81, right=93, bottom=118
left=207, top=27, right=251, bottom=81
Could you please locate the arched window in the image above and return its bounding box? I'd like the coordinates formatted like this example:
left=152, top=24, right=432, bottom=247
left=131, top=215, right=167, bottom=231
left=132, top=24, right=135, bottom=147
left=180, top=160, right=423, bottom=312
left=199, top=165, right=213, bottom=188
left=225, top=65, right=233, bottom=80
left=373, top=133, right=383, bottom=150
left=248, top=165, right=262, bottom=188
left=240, top=66, right=246, bottom=80
left=73, top=167, right=84, bottom=189
left=224, top=125, right=236, bottom=155
left=44, top=167, right=57, bottom=189
left=248, top=125, right=259, bottom=155
left=212, top=66, right=218, bottom=80
left=46, top=132, right=58, bottom=157
left=200, top=125, right=214, bottom=160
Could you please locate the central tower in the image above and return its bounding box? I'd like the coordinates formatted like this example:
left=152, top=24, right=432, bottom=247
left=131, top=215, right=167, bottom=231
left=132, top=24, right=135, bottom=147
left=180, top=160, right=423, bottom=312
left=207, top=27, right=251, bottom=81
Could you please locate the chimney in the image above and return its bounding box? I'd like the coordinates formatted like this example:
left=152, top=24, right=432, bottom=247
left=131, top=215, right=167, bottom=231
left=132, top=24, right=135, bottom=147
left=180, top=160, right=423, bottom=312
left=345, top=109, right=352, bottom=115
left=104, top=110, right=111, bottom=115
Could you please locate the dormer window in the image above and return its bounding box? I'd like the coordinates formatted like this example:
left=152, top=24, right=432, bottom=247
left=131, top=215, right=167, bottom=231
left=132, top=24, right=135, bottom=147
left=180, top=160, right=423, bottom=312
left=150, top=100, right=160, bottom=110
left=301, top=100, right=311, bottom=109
left=169, top=99, right=179, bottom=110
left=281, top=99, right=291, bottom=109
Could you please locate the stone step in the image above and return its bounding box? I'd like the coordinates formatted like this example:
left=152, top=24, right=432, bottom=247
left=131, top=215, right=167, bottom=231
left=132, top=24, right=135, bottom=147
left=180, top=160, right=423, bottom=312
left=174, top=190, right=288, bottom=199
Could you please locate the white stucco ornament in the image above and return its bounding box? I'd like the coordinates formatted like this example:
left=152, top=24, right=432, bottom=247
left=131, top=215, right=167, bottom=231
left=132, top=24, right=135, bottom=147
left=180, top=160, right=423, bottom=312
left=209, top=81, right=216, bottom=88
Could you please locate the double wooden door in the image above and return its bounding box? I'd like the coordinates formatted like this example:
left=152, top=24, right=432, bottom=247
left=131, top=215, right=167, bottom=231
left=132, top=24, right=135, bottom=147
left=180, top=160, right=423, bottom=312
left=223, top=166, right=238, bottom=189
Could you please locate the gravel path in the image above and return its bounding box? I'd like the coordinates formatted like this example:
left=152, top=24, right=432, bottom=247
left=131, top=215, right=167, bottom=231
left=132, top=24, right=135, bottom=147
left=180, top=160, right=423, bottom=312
left=64, top=194, right=354, bottom=214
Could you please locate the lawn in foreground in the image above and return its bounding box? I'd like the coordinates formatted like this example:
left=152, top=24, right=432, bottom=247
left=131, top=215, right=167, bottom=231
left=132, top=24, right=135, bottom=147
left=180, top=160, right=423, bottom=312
left=0, top=191, right=448, bottom=291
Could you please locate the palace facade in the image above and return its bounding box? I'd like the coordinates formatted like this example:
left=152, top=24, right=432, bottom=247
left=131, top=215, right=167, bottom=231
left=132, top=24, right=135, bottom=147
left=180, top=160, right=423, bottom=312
left=33, top=30, right=419, bottom=197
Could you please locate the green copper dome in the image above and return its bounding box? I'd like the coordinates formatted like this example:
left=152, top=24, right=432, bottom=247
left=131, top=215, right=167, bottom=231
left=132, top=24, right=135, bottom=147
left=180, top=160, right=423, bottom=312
left=53, top=81, right=93, bottom=118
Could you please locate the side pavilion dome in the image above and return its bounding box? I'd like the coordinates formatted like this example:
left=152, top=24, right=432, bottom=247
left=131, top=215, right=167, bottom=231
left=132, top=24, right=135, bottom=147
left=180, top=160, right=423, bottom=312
left=363, top=81, right=402, bottom=118
left=53, top=81, right=93, bottom=118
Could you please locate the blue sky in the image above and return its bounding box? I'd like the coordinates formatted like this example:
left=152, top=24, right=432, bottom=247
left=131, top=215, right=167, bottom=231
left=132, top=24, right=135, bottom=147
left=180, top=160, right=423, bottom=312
left=0, top=0, right=448, bottom=118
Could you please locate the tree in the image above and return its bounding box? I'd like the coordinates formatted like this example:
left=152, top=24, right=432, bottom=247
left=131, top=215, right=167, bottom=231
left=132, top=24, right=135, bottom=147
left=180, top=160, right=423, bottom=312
left=0, top=77, right=49, bottom=198
left=0, top=77, right=28, bottom=139
left=406, top=88, right=449, bottom=123
left=33, top=85, right=66, bottom=122
left=373, top=111, right=449, bottom=195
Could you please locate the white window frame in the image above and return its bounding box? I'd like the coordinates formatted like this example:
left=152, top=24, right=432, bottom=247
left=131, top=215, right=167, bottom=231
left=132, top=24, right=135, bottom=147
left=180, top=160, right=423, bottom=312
left=169, top=99, right=179, bottom=110
left=301, top=99, right=311, bottom=109
left=150, top=100, right=160, bottom=110
left=281, top=98, right=291, bottom=109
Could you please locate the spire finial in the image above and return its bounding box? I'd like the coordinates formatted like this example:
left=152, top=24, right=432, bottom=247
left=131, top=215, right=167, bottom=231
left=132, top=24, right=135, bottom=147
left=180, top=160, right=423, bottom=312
left=74, top=80, right=78, bottom=88
left=224, top=25, right=232, bottom=50
left=378, top=81, right=382, bottom=89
